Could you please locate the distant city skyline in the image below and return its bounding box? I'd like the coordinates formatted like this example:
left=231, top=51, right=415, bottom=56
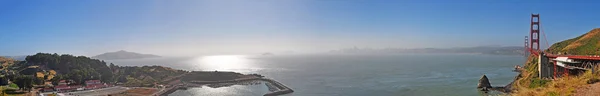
left=2, top=0, right=600, bottom=56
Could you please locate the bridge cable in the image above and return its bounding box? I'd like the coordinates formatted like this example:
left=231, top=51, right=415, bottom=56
left=540, top=22, right=550, bottom=53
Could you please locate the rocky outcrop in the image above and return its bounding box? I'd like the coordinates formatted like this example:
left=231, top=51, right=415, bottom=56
left=478, top=75, right=492, bottom=89
left=477, top=74, right=517, bottom=93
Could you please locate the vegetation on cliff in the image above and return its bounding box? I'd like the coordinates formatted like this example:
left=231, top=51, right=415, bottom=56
left=513, top=28, right=600, bottom=95
left=547, top=28, right=600, bottom=55
left=513, top=56, right=600, bottom=95
left=24, top=53, right=114, bottom=83
left=111, top=65, right=187, bottom=87
left=11, top=53, right=186, bottom=87
left=2, top=52, right=264, bottom=95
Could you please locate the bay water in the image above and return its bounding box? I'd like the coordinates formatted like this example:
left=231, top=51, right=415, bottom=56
left=107, top=54, right=523, bottom=96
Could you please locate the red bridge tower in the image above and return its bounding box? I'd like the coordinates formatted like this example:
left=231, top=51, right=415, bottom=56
left=530, top=14, right=541, bottom=55
left=525, top=36, right=529, bottom=56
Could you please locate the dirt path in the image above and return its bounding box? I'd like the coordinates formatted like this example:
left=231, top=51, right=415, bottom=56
left=575, top=83, right=600, bottom=96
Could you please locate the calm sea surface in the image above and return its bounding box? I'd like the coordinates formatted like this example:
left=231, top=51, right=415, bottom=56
left=106, top=54, right=524, bottom=96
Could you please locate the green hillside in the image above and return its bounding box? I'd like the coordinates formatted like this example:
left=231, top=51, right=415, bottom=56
left=547, top=28, right=600, bottom=55
left=21, top=53, right=187, bottom=86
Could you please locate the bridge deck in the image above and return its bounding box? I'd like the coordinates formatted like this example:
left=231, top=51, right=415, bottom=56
left=546, top=54, right=600, bottom=61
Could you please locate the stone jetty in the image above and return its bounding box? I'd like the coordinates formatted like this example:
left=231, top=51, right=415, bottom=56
left=159, top=77, right=293, bottom=96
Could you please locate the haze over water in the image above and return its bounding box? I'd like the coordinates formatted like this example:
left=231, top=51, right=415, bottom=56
left=4, top=1, right=600, bottom=96
left=107, top=54, right=523, bottom=96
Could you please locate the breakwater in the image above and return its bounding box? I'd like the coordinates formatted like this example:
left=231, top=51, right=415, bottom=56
left=157, top=84, right=183, bottom=96
left=159, top=77, right=293, bottom=96
left=260, top=78, right=294, bottom=96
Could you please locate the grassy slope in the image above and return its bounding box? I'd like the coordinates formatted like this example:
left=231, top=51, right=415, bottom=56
left=115, top=66, right=187, bottom=87
left=513, top=59, right=598, bottom=96
left=547, top=28, right=600, bottom=55
left=512, top=56, right=597, bottom=96
left=513, top=28, right=600, bottom=95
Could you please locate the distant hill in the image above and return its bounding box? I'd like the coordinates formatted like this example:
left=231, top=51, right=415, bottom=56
left=0, top=56, right=26, bottom=61
left=92, top=50, right=160, bottom=60
left=21, top=53, right=186, bottom=86
left=0, top=56, right=16, bottom=67
left=329, top=46, right=525, bottom=55
left=547, top=28, right=600, bottom=55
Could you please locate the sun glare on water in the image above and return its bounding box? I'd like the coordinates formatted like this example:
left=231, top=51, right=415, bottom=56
left=197, top=55, right=251, bottom=71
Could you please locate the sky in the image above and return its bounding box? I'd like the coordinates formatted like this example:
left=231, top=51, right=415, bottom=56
left=1, top=0, right=600, bottom=56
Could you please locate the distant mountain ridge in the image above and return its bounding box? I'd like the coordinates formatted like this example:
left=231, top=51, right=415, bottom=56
left=329, top=46, right=525, bottom=55
left=92, top=50, right=160, bottom=60
left=0, top=55, right=26, bottom=61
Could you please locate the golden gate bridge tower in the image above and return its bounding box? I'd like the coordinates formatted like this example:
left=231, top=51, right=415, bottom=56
left=530, top=14, right=541, bottom=55
left=525, top=36, right=529, bottom=56
left=523, top=14, right=600, bottom=79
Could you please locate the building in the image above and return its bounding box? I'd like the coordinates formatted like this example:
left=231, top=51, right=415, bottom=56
left=54, top=80, right=81, bottom=92
left=84, top=80, right=106, bottom=90
left=40, top=87, right=54, bottom=92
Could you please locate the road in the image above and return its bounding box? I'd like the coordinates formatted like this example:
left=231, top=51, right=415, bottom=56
left=55, top=86, right=130, bottom=96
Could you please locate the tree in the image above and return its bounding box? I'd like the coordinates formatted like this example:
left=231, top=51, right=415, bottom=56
left=110, top=63, right=116, bottom=69
left=14, top=75, right=34, bottom=91
left=24, top=53, right=115, bottom=84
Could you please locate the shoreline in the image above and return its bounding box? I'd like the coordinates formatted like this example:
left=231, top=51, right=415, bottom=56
left=479, top=67, right=523, bottom=94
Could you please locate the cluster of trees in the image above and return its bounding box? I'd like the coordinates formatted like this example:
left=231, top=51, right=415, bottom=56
left=5, top=53, right=189, bottom=89
left=11, top=75, right=34, bottom=91
left=24, top=53, right=114, bottom=84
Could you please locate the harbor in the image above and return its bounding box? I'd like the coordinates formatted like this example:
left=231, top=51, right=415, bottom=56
left=157, top=76, right=293, bottom=96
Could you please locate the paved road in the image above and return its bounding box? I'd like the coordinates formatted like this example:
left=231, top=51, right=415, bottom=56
left=61, top=86, right=130, bottom=96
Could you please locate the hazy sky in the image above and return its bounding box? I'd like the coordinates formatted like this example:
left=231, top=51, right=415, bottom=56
left=1, top=0, right=600, bottom=56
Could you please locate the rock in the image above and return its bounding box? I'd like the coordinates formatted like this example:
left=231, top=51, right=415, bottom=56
left=480, top=87, right=489, bottom=91
left=478, top=75, right=492, bottom=88
left=588, top=78, right=600, bottom=84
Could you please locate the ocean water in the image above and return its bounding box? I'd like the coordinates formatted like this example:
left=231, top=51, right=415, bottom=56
left=106, top=54, right=524, bottom=96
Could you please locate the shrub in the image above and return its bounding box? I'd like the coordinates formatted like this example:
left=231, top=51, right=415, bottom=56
left=529, top=78, right=550, bottom=88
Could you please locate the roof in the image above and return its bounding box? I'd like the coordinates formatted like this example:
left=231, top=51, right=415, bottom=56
left=553, top=57, right=580, bottom=63
left=55, top=85, right=81, bottom=90
left=85, top=80, right=101, bottom=83
left=27, top=66, right=39, bottom=68
left=547, top=54, right=600, bottom=61
left=86, top=80, right=100, bottom=82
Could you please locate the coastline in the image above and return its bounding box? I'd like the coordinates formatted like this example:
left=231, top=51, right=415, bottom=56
left=479, top=66, right=524, bottom=93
